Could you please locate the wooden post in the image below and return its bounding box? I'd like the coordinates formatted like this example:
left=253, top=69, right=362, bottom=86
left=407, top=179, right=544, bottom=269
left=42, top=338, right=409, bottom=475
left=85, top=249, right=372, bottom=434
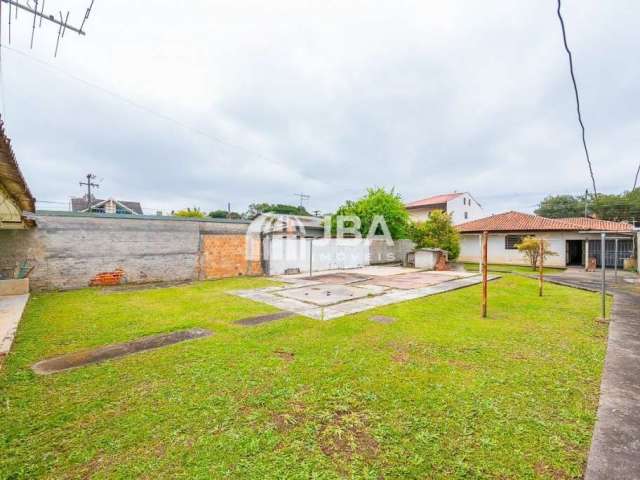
left=482, top=231, right=488, bottom=318
left=539, top=238, right=544, bottom=296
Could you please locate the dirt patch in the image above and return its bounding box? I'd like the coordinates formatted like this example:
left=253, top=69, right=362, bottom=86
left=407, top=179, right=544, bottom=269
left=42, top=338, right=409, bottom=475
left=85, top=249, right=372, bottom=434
left=272, top=402, right=306, bottom=432
left=31, top=328, right=212, bottom=375
left=319, top=410, right=379, bottom=462
left=534, top=461, right=571, bottom=480
left=274, top=350, right=295, bottom=362
left=235, top=311, right=293, bottom=326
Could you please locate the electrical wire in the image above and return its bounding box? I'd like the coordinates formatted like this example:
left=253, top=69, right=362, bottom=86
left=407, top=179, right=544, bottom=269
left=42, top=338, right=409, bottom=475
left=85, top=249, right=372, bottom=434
left=556, top=0, right=598, bottom=197
left=1, top=44, right=283, bottom=168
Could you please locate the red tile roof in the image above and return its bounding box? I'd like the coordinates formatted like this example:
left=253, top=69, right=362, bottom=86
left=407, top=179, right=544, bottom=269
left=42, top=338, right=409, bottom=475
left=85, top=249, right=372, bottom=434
left=406, top=192, right=462, bottom=209
left=556, top=217, right=634, bottom=232
left=456, top=211, right=634, bottom=233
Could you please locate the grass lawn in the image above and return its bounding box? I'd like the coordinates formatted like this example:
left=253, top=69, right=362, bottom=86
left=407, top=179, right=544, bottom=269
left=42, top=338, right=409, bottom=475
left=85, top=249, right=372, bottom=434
left=463, top=262, right=566, bottom=275
left=0, top=275, right=608, bottom=479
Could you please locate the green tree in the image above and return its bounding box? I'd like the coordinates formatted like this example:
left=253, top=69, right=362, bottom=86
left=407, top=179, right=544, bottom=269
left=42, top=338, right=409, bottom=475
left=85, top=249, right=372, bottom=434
left=173, top=207, right=205, bottom=218
left=245, top=203, right=311, bottom=219
left=535, top=194, right=586, bottom=218
left=408, top=210, right=461, bottom=259
left=208, top=210, right=229, bottom=218
left=515, top=236, right=557, bottom=270
left=591, top=191, right=640, bottom=222
left=333, top=187, right=410, bottom=240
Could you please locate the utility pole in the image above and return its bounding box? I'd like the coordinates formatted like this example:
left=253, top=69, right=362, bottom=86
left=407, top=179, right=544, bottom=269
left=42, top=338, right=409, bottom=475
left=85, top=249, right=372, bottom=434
left=601, top=232, right=606, bottom=320
left=294, top=193, right=310, bottom=208
left=584, top=189, right=589, bottom=218
left=79, top=173, right=99, bottom=211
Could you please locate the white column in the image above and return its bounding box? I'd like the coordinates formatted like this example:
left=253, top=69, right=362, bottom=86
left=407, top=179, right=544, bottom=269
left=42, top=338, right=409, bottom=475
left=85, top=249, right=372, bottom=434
left=584, top=239, right=589, bottom=270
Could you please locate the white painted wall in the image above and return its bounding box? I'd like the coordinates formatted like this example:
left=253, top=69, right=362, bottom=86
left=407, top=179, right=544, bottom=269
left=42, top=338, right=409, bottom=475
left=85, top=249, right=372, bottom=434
left=407, top=193, right=483, bottom=225
left=446, top=194, right=484, bottom=225
left=458, top=232, right=609, bottom=267
left=266, top=237, right=371, bottom=275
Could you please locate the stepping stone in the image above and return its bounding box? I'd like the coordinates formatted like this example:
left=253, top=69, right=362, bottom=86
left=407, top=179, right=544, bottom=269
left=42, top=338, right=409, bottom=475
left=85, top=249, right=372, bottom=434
left=235, top=311, right=293, bottom=326
left=369, top=315, right=396, bottom=324
left=32, top=328, right=212, bottom=375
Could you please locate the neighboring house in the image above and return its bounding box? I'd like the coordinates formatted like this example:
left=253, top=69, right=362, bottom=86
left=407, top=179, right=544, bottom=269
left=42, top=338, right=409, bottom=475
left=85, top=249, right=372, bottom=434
left=0, top=121, right=35, bottom=230
left=405, top=192, right=483, bottom=225
left=254, top=213, right=325, bottom=238
left=71, top=196, right=143, bottom=215
left=457, top=211, right=635, bottom=268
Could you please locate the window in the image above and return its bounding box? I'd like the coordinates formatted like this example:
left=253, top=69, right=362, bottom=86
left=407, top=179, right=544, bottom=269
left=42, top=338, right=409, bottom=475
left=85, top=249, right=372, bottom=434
left=464, top=211, right=468, bottom=219
left=462, top=198, right=466, bottom=206
left=505, top=235, right=527, bottom=250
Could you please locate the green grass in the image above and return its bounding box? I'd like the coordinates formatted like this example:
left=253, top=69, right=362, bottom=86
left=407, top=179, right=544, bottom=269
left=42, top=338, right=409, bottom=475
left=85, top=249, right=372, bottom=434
left=463, top=262, right=566, bottom=275
left=0, top=275, right=609, bottom=479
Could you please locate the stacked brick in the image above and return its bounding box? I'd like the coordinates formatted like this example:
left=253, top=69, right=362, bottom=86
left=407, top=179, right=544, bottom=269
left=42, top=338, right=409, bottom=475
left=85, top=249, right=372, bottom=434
left=90, top=268, right=126, bottom=286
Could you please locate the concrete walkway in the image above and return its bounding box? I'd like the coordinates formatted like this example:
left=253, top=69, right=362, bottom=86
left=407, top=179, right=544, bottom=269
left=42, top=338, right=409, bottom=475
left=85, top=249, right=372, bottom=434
left=544, top=269, right=640, bottom=480
left=0, top=294, right=29, bottom=358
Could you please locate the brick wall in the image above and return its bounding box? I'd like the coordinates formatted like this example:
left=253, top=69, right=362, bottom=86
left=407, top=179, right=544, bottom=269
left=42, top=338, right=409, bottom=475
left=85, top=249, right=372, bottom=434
left=200, top=234, right=262, bottom=278
left=0, top=212, right=250, bottom=291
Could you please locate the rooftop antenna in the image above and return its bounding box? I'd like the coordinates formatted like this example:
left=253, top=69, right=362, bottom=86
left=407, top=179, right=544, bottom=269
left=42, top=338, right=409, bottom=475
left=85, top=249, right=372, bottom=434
left=1, top=0, right=94, bottom=56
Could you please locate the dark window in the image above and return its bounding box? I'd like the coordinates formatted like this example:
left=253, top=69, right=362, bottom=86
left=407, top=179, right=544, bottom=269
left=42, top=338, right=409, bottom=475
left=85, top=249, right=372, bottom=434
left=464, top=211, right=468, bottom=219
left=505, top=235, right=527, bottom=250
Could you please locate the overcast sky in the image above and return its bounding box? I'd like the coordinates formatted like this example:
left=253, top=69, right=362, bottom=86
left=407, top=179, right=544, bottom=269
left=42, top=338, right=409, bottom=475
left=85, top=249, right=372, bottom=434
left=2, top=0, right=638, bottom=215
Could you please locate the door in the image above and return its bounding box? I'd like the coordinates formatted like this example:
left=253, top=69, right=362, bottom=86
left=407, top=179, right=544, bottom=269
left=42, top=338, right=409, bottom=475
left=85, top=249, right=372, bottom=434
left=566, top=240, right=583, bottom=266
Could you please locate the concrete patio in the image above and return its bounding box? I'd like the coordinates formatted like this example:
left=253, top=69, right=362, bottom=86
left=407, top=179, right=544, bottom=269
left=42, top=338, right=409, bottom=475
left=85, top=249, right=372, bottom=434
left=232, top=265, right=499, bottom=320
left=0, top=294, right=29, bottom=361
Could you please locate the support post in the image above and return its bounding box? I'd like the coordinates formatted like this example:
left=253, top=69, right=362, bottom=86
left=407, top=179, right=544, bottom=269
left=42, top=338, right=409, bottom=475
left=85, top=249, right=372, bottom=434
left=481, top=231, right=488, bottom=318
left=539, top=238, right=544, bottom=297
left=478, top=233, right=483, bottom=273
left=584, top=239, right=589, bottom=270
left=601, top=232, right=606, bottom=320
left=614, top=238, right=618, bottom=283
left=309, top=238, right=313, bottom=277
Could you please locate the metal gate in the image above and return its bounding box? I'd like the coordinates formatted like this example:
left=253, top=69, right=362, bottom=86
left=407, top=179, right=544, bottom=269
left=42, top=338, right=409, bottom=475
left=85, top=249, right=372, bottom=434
left=587, top=239, right=634, bottom=268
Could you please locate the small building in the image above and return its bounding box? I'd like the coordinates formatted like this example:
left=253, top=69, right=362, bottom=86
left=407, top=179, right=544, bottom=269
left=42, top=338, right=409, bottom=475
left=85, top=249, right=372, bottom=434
left=405, top=192, right=483, bottom=225
left=457, top=211, right=635, bottom=268
left=0, top=121, right=35, bottom=230
left=71, top=196, right=143, bottom=215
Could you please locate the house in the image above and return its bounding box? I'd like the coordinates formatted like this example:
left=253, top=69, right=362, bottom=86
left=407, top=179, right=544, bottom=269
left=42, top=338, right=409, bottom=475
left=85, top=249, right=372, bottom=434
left=405, top=192, right=483, bottom=225
left=457, top=211, right=635, bottom=268
left=71, top=195, right=143, bottom=215
left=0, top=121, right=35, bottom=230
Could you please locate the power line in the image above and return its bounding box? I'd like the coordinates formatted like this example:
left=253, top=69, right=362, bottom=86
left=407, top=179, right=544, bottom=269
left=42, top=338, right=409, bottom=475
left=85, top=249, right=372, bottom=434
left=556, top=0, right=598, bottom=197
left=633, top=162, right=640, bottom=191
left=1, top=44, right=286, bottom=169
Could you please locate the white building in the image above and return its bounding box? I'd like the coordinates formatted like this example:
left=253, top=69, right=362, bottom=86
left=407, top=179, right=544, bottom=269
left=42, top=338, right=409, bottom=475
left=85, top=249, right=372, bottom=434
left=457, top=211, right=635, bottom=268
left=405, top=192, right=483, bottom=225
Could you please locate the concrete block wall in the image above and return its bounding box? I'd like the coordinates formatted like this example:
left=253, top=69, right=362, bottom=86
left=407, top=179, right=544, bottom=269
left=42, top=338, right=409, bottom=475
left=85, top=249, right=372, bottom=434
left=369, top=239, right=415, bottom=265
left=0, top=212, right=249, bottom=291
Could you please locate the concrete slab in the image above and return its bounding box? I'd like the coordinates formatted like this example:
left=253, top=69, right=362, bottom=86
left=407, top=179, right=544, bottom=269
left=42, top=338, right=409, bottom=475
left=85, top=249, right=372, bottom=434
left=234, top=311, right=294, bottom=326
left=0, top=294, right=29, bottom=357
left=276, top=284, right=373, bottom=306
left=231, top=274, right=498, bottom=320
left=364, top=271, right=473, bottom=290
left=32, top=328, right=212, bottom=375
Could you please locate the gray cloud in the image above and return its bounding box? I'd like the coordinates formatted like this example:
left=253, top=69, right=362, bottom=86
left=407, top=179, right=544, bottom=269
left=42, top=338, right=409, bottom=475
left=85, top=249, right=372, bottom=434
left=2, top=0, right=639, bottom=215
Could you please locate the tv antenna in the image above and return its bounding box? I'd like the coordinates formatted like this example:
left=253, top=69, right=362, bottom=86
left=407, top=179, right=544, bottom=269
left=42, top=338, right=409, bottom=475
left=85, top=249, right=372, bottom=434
left=0, top=0, right=95, bottom=56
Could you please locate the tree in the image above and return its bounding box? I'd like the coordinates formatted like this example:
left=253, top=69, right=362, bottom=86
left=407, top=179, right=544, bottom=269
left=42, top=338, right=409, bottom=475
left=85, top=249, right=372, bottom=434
left=174, top=207, right=205, bottom=218
left=332, top=187, right=410, bottom=239
left=515, top=236, right=557, bottom=270
left=245, top=203, right=311, bottom=219
left=208, top=209, right=229, bottom=218
left=535, top=194, right=586, bottom=218
left=408, top=210, right=461, bottom=259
